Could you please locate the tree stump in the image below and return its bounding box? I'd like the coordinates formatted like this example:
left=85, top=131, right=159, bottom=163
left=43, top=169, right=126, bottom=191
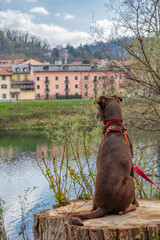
left=33, top=199, right=160, bottom=240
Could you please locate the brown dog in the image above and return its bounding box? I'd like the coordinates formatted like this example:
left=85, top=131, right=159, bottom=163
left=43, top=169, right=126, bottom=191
left=69, top=95, right=138, bottom=226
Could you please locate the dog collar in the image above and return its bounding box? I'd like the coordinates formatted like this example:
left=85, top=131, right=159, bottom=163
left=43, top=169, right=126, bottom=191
left=106, top=119, right=122, bottom=126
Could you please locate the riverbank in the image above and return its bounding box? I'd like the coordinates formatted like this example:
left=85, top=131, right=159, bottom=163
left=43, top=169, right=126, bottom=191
left=0, top=98, right=157, bottom=131
left=0, top=99, right=93, bottom=131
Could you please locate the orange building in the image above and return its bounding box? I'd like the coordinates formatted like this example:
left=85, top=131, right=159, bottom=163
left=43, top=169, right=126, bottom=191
left=32, top=64, right=126, bottom=100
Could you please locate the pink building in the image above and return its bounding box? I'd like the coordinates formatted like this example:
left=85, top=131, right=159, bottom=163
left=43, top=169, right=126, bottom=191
left=32, top=64, right=126, bottom=100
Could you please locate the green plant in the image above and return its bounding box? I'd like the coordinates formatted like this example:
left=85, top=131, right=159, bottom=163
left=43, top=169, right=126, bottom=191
left=134, top=146, right=160, bottom=199
left=36, top=128, right=96, bottom=206
left=36, top=132, right=70, bottom=206
left=18, top=186, right=38, bottom=240
left=37, top=122, right=160, bottom=206
left=0, top=199, right=7, bottom=240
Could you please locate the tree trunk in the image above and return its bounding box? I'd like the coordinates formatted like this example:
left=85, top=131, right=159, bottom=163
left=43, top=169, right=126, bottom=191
left=33, top=199, right=160, bottom=240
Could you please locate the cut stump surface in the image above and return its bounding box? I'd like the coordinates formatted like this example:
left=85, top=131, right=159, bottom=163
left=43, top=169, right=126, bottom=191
left=33, top=199, right=160, bottom=240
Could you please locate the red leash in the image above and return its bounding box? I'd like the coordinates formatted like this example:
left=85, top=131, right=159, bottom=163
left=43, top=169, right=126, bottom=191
left=133, top=163, right=160, bottom=189
left=103, top=121, right=160, bottom=189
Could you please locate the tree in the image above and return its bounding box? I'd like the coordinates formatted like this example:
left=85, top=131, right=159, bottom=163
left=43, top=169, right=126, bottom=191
left=96, top=0, right=160, bottom=130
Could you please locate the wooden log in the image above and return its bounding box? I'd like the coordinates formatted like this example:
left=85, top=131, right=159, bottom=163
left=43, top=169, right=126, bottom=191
left=33, top=199, right=160, bottom=240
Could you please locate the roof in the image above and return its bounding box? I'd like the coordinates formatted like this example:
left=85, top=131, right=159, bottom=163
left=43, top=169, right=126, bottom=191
left=0, top=66, right=13, bottom=75
left=22, top=58, right=42, bottom=65
left=70, top=62, right=82, bottom=65
left=90, top=59, right=102, bottom=64
left=31, top=64, right=124, bottom=72
left=0, top=59, right=25, bottom=65
left=11, top=64, right=30, bottom=74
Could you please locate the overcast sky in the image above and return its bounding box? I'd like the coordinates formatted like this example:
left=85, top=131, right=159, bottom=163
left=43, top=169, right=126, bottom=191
left=0, top=0, right=116, bottom=47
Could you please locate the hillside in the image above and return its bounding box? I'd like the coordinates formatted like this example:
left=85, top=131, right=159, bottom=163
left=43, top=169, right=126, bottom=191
left=0, top=29, right=131, bottom=63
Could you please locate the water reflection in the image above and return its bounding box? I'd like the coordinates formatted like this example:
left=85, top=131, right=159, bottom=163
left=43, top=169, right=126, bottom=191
left=0, top=134, right=54, bottom=240
left=0, top=131, right=159, bottom=240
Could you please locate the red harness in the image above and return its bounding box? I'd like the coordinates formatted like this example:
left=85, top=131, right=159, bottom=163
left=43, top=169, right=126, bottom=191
left=102, top=126, right=129, bottom=145
left=103, top=120, right=160, bottom=189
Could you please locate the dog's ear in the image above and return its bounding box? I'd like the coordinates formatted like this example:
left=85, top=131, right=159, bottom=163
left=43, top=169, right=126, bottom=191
left=94, top=96, right=108, bottom=106
left=111, top=95, right=123, bottom=103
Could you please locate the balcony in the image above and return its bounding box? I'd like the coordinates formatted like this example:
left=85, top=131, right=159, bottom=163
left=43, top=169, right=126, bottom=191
left=10, top=88, right=20, bottom=93
left=20, top=87, right=34, bottom=91
left=45, top=79, right=50, bottom=84
left=65, top=79, right=70, bottom=84
left=65, top=88, right=70, bottom=92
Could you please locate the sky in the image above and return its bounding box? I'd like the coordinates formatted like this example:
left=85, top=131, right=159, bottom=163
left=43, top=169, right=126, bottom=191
left=0, top=0, right=115, bottom=47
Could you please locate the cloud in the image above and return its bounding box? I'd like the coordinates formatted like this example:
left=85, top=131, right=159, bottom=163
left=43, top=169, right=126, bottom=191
left=63, top=13, right=74, bottom=20
left=55, top=12, right=61, bottom=17
left=30, top=7, right=49, bottom=15
left=94, top=19, right=133, bottom=39
left=26, top=0, right=37, bottom=2
left=54, top=12, right=75, bottom=20
left=0, top=0, right=11, bottom=2
left=0, top=10, right=91, bottom=47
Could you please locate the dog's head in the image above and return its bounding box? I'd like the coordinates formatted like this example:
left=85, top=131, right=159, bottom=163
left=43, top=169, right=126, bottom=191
left=94, top=95, right=123, bottom=124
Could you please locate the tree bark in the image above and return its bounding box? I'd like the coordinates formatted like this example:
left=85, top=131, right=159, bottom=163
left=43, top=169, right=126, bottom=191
left=33, top=199, right=160, bottom=240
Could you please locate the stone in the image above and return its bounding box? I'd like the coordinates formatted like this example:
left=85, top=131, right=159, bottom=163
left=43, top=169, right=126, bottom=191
left=33, top=199, right=160, bottom=240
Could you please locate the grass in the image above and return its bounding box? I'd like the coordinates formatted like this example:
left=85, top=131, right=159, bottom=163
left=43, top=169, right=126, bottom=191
left=0, top=99, right=94, bottom=130
left=0, top=98, right=159, bottom=131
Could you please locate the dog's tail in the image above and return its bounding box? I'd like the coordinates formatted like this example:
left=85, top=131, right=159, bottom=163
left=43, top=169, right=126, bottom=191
left=68, top=207, right=105, bottom=226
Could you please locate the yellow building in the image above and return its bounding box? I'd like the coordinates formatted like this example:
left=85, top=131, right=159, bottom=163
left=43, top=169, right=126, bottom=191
left=22, top=58, right=42, bottom=65
left=0, top=66, right=12, bottom=101
left=11, top=64, right=35, bottom=101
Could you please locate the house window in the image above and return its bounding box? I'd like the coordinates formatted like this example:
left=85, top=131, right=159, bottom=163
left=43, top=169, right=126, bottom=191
left=43, top=66, right=49, bottom=70
left=65, top=76, right=69, bottom=83
left=94, top=83, right=97, bottom=90
left=119, top=75, right=123, bottom=80
left=37, top=76, right=40, bottom=81
left=17, top=75, right=20, bottom=81
left=55, top=76, right=58, bottom=81
left=2, top=94, right=6, bottom=99
left=37, top=93, right=40, bottom=98
left=75, top=76, right=78, bottom=80
left=45, top=76, right=48, bottom=81
left=11, top=93, right=15, bottom=98
left=25, top=75, right=28, bottom=80
left=56, top=85, right=59, bottom=89
left=56, top=93, right=60, bottom=99
left=1, top=84, right=7, bottom=89
left=85, top=92, right=88, bottom=97
left=110, top=75, right=114, bottom=81
left=85, top=84, right=88, bottom=89
left=37, top=85, right=40, bottom=89
left=65, top=84, right=69, bottom=90
left=84, top=76, right=88, bottom=80
left=16, top=67, right=20, bottom=72
left=75, top=84, right=78, bottom=88
left=94, top=76, right=97, bottom=81
left=75, top=92, right=78, bottom=95
left=45, top=85, right=49, bottom=91
left=23, top=68, right=27, bottom=72
left=2, top=75, right=6, bottom=80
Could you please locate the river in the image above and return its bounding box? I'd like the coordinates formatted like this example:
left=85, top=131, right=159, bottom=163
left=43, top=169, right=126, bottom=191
left=0, top=130, right=160, bottom=240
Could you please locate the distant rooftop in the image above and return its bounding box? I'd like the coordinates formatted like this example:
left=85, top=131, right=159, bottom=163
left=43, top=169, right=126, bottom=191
left=32, top=63, right=124, bottom=72
left=0, top=59, right=25, bottom=65
left=11, top=64, right=30, bottom=74
left=0, top=66, right=13, bottom=75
